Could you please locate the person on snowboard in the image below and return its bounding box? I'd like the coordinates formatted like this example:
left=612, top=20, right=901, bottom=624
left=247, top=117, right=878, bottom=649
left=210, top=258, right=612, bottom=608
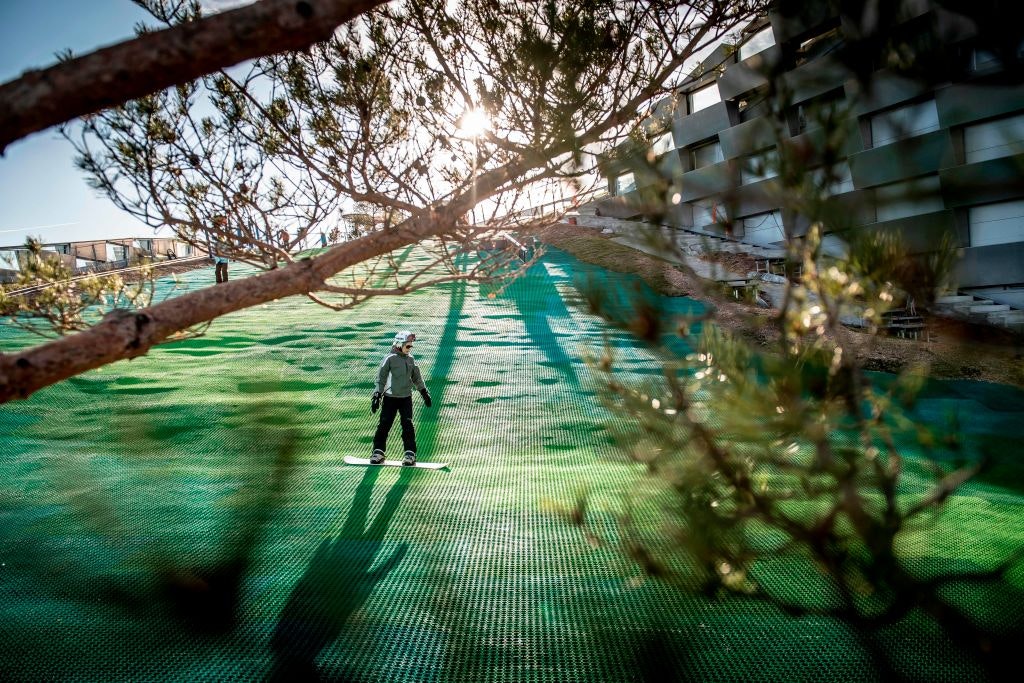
left=370, top=331, right=431, bottom=465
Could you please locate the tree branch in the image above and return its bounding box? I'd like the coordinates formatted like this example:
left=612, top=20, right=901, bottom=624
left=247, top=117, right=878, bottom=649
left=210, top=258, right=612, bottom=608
left=0, top=210, right=452, bottom=403
left=0, top=137, right=523, bottom=402
left=0, top=0, right=389, bottom=153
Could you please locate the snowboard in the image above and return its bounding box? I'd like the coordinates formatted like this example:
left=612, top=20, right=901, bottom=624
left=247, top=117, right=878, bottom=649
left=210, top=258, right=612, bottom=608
left=344, top=455, right=449, bottom=470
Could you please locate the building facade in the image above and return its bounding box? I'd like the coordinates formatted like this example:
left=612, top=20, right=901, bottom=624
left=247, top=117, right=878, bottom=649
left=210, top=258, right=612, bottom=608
left=597, top=0, right=1024, bottom=309
left=0, top=238, right=199, bottom=282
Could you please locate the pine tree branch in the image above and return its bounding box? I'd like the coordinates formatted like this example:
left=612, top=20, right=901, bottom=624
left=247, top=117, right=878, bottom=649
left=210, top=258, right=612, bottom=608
left=0, top=0, right=389, bottom=153
left=0, top=209, right=452, bottom=403
left=0, top=152, right=509, bottom=403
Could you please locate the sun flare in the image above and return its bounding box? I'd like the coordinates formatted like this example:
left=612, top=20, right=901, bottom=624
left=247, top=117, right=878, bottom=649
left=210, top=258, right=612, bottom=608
left=458, top=108, right=490, bottom=137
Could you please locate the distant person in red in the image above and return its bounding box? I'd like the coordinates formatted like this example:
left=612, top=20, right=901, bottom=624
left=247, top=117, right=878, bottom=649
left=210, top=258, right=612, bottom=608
left=370, top=331, right=431, bottom=466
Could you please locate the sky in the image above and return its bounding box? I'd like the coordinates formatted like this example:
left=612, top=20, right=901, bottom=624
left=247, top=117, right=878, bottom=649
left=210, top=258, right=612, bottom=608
left=0, top=1, right=247, bottom=248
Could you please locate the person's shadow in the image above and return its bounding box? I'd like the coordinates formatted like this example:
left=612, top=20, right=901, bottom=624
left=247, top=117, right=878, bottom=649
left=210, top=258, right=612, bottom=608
left=269, top=466, right=413, bottom=680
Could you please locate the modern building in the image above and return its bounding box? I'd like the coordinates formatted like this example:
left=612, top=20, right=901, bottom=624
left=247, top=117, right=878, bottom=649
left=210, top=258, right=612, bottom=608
left=595, top=0, right=1024, bottom=313
left=0, top=237, right=200, bottom=282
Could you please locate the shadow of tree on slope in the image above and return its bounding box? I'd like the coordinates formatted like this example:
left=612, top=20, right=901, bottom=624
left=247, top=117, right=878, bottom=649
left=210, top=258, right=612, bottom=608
left=270, top=466, right=413, bottom=680
left=503, top=258, right=583, bottom=392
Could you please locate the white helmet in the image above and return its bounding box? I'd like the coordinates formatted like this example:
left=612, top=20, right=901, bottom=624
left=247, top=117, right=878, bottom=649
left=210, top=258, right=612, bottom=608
left=393, top=330, right=417, bottom=346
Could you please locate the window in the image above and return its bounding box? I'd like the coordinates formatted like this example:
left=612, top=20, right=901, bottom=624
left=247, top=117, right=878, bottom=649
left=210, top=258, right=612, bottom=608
left=965, top=113, right=1024, bottom=163
left=693, top=200, right=728, bottom=228
left=972, top=48, right=1000, bottom=72
left=109, top=244, right=128, bottom=262
left=739, top=95, right=770, bottom=122
left=820, top=234, right=849, bottom=258
left=792, top=88, right=845, bottom=135
left=875, top=176, right=943, bottom=222
left=870, top=99, right=939, bottom=147
left=690, top=140, right=724, bottom=169
left=651, top=131, right=674, bottom=157
left=972, top=41, right=1024, bottom=72
left=740, top=149, right=779, bottom=185
left=0, top=250, right=20, bottom=272
left=688, top=82, right=721, bottom=114
left=795, top=25, right=842, bottom=66
left=739, top=26, right=775, bottom=61
left=969, top=200, right=1024, bottom=247
left=741, top=211, right=785, bottom=245
left=615, top=172, right=636, bottom=194
left=812, top=162, right=854, bottom=195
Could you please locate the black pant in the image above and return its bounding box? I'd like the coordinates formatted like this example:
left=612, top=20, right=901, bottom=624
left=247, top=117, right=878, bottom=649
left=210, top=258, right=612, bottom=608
left=373, top=395, right=416, bottom=454
left=215, top=262, right=229, bottom=283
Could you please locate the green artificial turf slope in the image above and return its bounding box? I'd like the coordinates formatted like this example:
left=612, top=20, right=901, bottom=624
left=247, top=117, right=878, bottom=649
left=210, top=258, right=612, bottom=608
left=1, top=246, right=1022, bottom=682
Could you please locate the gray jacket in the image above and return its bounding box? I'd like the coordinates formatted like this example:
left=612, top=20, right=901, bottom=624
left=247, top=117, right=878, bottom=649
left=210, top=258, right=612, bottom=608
left=375, top=348, right=425, bottom=397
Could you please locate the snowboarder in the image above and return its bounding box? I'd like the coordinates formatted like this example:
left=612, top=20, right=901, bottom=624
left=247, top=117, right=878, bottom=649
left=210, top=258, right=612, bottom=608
left=371, top=331, right=431, bottom=466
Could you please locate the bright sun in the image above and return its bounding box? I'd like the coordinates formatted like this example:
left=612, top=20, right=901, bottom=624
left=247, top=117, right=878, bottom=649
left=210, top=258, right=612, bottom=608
left=458, top=109, right=490, bottom=137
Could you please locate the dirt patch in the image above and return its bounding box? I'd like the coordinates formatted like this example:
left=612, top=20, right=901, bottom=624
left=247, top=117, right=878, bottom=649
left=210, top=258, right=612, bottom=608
left=529, top=224, right=1024, bottom=388
left=699, top=250, right=760, bottom=278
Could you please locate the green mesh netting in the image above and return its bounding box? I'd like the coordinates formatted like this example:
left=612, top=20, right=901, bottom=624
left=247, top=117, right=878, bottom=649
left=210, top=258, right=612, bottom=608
left=1, top=246, right=1022, bottom=682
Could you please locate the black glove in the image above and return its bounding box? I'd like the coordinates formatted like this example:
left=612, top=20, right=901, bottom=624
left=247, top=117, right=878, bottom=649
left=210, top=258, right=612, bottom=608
left=419, top=388, right=432, bottom=408
left=371, top=391, right=382, bottom=414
